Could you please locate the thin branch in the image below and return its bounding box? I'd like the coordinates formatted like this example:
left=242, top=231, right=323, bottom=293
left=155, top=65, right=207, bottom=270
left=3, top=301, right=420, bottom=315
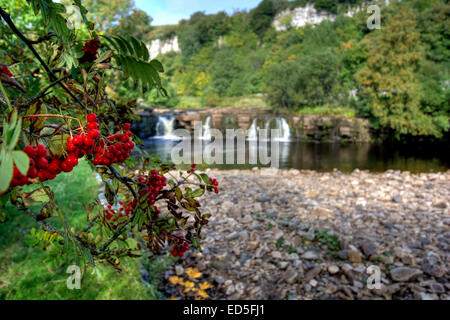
left=26, top=75, right=70, bottom=105
left=29, top=32, right=56, bottom=44
left=107, top=165, right=137, bottom=199
left=0, top=7, right=86, bottom=109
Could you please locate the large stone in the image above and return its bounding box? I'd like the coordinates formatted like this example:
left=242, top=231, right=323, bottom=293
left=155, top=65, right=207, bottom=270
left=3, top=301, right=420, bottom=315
left=302, top=251, right=319, bottom=260
left=422, top=252, right=446, bottom=278
left=390, top=267, right=423, bottom=282
left=328, top=265, right=340, bottom=275
left=360, top=241, right=377, bottom=257
left=304, top=265, right=322, bottom=282
left=283, top=268, right=298, bottom=284
left=348, top=246, right=362, bottom=263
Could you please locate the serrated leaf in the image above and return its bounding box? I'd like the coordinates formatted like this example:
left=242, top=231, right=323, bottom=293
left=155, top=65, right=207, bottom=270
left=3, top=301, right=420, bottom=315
left=12, top=151, right=30, bottom=176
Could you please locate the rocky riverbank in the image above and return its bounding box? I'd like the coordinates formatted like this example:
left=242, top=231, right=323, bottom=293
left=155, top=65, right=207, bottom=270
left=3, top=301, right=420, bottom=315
left=163, top=169, right=450, bottom=300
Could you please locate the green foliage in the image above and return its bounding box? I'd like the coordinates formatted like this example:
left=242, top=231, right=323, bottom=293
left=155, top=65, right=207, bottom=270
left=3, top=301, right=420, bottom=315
left=264, top=49, right=342, bottom=110
left=0, top=161, right=166, bottom=299
left=102, top=35, right=166, bottom=93
left=355, top=7, right=448, bottom=138
left=249, top=0, right=276, bottom=36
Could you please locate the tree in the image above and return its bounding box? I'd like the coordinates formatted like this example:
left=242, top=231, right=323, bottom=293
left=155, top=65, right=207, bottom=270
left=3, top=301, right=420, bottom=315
left=0, top=0, right=218, bottom=273
left=264, top=49, right=341, bottom=109
left=356, top=8, right=447, bottom=138
left=249, top=0, right=276, bottom=36
left=81, top=0, right=135, bottom=31
left=112, top=9, right=154, bottom=41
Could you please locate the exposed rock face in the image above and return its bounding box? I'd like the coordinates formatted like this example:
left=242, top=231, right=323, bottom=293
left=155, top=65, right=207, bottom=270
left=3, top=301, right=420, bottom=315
left=273, top=4, right=337, bottom=31
left=148, top=36, right=180, bottom=59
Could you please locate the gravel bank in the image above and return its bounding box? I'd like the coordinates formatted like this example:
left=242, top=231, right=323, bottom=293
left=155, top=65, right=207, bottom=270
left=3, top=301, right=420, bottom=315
left=165, top=168, right=450, bottom=300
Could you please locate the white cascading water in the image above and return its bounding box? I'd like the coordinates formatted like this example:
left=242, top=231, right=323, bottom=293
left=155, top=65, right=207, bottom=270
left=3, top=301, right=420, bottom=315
left=247, top=118, right=259, bottom=141
left=247, top=117, right=291, bottom=141
left=201, top=116, right=212, bottom=140
left=274, top=117, right=291, bottom=142
left=154, top=115, right=180, bottom=140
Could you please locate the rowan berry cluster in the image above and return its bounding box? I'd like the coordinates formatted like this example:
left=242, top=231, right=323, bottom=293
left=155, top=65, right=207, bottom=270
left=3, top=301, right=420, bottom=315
left=0, top=65, right=13, bottom=77
left=170, top=236, right=189, bottom=257
left=138, top=169, right=167, bottom=206
left=9, top=114, right=134, bottom=188
left=105, top=201, right=134, bottom=222
left=92, top=125, right=134, bottom=165
left=209, top=177, right=219, bottom=194
left=79, top=38, right=101, bottom=64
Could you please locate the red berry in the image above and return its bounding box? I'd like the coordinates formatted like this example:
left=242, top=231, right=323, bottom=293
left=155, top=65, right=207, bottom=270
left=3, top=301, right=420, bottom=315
left=88, top=129, right=100, bottom=139
left=48, top=160, right=61, bottom=174
left=87, top=113, right=97, bottom=123
left=83, top=136, right=94, bottom=146
left=36, top=157, right=49, bottom=169
left=67, top=142, right=76, bottom=152
left=122, top=123, right=131, bottom=130
left=66, top=155, right=78, bottom=167
left=73, top=135, right=83, bottom=145
left=61, top=161, right=72, bottom=173
left=27, top=166, right=38, bottom=179
left=88, top=122, right=98, bottom=130
left=124, top=131, right=132, bottom=137
left=37, top=145, right=47, bottom=157
left=23, top=145, right=38, bottom=158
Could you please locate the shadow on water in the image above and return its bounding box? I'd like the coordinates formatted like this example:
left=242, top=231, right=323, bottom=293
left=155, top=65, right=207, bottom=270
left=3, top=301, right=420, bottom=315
left=142, top=138, right=449, bottom=173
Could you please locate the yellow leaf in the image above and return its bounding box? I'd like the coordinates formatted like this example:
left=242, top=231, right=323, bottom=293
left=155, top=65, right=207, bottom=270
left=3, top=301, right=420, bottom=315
left=183, top=280, right=195, bottom=293
left=197, top=290, right=209, bottom=299
left=186, top=267, right=202, bottom=279
left=199, top=281, right=213, bottom=290
left=168, top=276, right=181, bottom=285
left=167, top=296, right=178, bottom=300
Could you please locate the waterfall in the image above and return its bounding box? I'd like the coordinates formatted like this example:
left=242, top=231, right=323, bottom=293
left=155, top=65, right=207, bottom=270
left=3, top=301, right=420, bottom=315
left=201, top=116, right=212, bottom=140
left=274, top=117, right=291, bottom=142
left=247, top=117, right=291, bottom=141
left=154, top=115, right=179, bottom=140
left=248, top=118, right=259, bottom=141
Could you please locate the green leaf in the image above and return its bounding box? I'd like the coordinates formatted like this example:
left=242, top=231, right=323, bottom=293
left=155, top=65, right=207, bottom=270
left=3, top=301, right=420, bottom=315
left=191, top=188, right=204, bottom=198
left=8, top=118, right=22, bottom=150
left=12, top=151, right=30, bottom=176
left=125, top=238, right=138, bottom=250
left=0, top=152, right=13, bottom=192
left=200, top=173, right=210, bottom=185
left=25, top=186, right=54, bottom=203
left=150, top=60, right=164, bottom=72
left=174, top=187, right=182, bottom=202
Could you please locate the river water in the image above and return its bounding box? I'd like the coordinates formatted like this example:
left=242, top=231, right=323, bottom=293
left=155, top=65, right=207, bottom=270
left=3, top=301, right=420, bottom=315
left=142, top=138, right=449, bottom=173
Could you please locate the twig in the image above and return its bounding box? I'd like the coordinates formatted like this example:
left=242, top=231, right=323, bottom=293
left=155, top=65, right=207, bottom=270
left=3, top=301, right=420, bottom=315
left=26, top=75, right=70, bottom=105
left=107, top=165, right=137, bottom=199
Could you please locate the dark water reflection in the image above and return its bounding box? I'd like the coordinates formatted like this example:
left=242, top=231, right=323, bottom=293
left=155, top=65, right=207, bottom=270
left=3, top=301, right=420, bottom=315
left=142, top=138, right=449, bottom=173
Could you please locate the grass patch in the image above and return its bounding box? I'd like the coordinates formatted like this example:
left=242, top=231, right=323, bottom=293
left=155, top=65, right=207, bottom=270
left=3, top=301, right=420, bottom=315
left=0, top=160, right=168, bottom=300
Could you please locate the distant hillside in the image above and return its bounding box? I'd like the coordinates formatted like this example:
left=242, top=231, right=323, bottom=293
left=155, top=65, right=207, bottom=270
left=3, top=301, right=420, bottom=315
left=122, top=0, right=448, bottom=140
